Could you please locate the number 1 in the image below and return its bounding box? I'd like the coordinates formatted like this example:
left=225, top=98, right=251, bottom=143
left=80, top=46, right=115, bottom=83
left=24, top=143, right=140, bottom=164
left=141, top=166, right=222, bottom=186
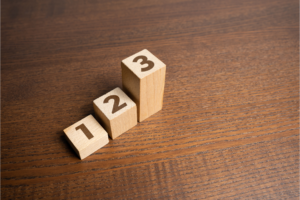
left=76, top=124, right=94, bottom=139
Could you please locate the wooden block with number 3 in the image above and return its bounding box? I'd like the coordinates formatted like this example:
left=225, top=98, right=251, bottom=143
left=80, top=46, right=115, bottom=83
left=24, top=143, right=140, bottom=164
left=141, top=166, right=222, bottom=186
left=64, top=115, right=109, bottom=160
left=121, top=49, right=166, bottom=122
left=93, top=87, right=137, bottom=139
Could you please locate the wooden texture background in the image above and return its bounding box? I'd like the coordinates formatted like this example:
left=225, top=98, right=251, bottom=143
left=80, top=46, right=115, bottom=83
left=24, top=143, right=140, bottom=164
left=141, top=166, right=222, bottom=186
left=2, top=0, right=299, bottom=199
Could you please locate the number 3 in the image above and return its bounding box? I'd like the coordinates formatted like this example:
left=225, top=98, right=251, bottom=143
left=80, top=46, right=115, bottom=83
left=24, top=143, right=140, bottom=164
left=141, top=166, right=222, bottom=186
left=133, top=55, right=154, bottom=72
left=104, top=95, right=127, bottom=114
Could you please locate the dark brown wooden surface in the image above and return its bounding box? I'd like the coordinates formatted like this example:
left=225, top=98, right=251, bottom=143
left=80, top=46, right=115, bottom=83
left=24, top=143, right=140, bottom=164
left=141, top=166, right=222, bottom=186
left=1, top=0, right=299, bottom=199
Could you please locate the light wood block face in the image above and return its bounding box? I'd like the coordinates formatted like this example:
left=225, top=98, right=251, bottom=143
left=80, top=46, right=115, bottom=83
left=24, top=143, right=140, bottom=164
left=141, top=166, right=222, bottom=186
left=93, top=87, right=137, bottom=139
left=122, top=49, right=166, bottom=122
left=64, top=115, right=109, bottom=160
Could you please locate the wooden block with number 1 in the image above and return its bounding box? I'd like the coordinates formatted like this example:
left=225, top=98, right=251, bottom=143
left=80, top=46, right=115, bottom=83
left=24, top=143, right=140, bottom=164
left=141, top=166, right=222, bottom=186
left=122, top=49, right=166, bottom=122
left=93, top=87, right=137, bottom=139
left=64, top=115, right=109, bottom=160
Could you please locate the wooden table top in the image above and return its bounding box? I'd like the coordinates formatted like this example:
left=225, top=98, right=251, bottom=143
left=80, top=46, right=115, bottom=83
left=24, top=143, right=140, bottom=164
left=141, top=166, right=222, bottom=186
left=2, top=0, right=299, bottom=199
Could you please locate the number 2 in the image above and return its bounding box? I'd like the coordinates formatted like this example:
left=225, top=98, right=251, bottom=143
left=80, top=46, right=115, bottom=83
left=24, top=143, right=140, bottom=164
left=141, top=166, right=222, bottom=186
left=133, top=55, right=154, bottom=72
left=103, top=95, right=127, bottom=114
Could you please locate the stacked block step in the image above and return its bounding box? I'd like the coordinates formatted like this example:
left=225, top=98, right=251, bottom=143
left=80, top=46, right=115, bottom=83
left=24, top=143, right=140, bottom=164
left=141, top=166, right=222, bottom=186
left=63, top=49, right=166, bottom=159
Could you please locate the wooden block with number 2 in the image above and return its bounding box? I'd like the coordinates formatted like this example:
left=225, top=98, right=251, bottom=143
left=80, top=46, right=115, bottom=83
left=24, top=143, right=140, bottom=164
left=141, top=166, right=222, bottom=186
left=93, top=87, right=137, bottom=139
left=64, top=115, right=109, bottom=160
left=122, top=49, right=166, bottom=122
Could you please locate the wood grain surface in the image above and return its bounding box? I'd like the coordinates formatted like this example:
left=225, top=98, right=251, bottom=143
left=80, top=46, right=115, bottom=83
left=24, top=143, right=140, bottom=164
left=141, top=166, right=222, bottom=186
left=1, top=0, right=299, bottom=199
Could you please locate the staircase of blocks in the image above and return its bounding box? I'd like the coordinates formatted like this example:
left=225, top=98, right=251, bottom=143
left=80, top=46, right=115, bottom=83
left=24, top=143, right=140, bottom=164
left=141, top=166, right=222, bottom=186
left=64, top=49, right=166, bottom=160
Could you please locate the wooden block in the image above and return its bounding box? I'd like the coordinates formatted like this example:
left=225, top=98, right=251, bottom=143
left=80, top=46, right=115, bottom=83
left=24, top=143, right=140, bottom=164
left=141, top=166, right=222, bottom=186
left=64, top=115, right=109, bottom=160
left=93, top=87, right=137, bottom=139
left=121, top=49, right=166, bottom=122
